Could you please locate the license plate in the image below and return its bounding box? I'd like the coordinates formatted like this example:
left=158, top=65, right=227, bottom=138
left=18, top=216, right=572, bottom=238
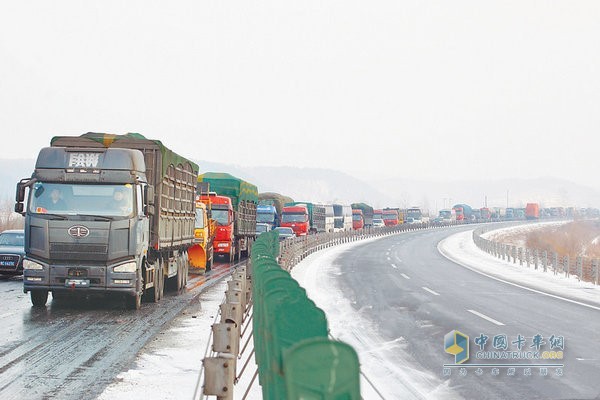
left=65, top=279, right=90, bottom=287
left=0, top=261, right=15, bottom=267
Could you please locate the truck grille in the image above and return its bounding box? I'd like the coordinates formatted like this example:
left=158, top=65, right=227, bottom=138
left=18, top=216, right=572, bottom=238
left=50, top=243, right=108, bottom=260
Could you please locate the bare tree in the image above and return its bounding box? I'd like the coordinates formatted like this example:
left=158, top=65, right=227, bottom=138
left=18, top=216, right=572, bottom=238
left=0, top=198, right=24, bottom=232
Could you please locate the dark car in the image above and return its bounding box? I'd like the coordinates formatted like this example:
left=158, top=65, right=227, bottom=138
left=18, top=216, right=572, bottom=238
left=0, top=229, right=25, bottom=277
left=273, top=227, right=295, bottom=241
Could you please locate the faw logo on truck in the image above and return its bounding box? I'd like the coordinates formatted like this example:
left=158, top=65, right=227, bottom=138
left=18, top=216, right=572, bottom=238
left=68, top=225, right=90, bottom=238
left=68, top=153, right=100, bottom=168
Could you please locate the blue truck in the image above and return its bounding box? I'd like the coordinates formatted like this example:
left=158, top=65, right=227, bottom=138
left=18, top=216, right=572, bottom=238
left=257, top=204, right=279, bottom=229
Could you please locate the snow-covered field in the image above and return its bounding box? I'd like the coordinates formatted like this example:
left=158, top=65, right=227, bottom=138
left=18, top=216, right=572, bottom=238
left=98, top=223, right=600, bottom=399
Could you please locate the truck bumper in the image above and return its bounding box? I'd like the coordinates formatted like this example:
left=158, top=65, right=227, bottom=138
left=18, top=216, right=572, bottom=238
left=23, top=258, right=138, bottom=296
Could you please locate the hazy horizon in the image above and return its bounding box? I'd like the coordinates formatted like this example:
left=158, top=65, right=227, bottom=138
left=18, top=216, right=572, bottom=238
left=1, top=2, right=599, bottom=190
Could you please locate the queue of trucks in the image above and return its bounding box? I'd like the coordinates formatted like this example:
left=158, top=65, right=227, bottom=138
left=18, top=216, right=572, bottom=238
left=16, top=132, right=586, bottom=310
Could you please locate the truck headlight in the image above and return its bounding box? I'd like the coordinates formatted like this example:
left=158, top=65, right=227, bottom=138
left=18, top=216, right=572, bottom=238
left=114, top=261, right=137, bottom=273
left=23, top=259, right=44, bottom=270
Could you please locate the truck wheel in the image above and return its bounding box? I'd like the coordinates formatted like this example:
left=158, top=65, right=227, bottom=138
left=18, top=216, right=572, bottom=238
left=31, top=290, right=48, bottom=307
left=126, top=292, right=141, bottom=310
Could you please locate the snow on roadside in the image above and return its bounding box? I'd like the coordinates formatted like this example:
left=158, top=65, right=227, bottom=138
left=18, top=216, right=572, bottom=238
left=480, top=220, right=569, bottom=247
left=97, top=281, right=227, bottom=400
left=439, top=228, right=600, bottom=309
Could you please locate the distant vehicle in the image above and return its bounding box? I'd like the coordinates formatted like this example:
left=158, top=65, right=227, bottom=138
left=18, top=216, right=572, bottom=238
left=351, top=203, right=374, bottom=227
left=323, top=204, right=335, bottom=232
left=431, top=217, right=444, bottom=224
left=525, top=203, right=540, bottom=220
left=505, top=208, right=515, bottom=220
left=281, top=202, right=326, bottom=236
left=480, top=207, right=492, bottom=222
left=372, top=218, right=385, bottom=227
left=453, top=204, right=473, bottom=222
left=273, top=227, right=295, bottom=241
left=256, top=204, right=278, bottom=229
left=405, top=207, right=423, bottom=223
left=333, top=204, right=353, bottom=232
left=352, top=209, right=364, bottom=230
left=439, top=208, right=456, bottom=223
left=255, top=222, right=271, bottom=236
left=373, top=209, right=383, bottom=221
left=405, top=217, right=415, bottom=224
left=382, top=208, right=400, bottom=226
left=0, top=229, right=25, bottom=277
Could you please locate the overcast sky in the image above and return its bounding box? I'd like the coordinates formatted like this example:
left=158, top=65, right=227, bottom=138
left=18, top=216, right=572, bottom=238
left=1, top=1, right=599, bottom=186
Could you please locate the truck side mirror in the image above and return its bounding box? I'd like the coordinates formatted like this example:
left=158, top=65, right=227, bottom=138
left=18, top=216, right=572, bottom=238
left=15, top=178, right=31, bottom=216
left=145, top=185, right=155, bottom=206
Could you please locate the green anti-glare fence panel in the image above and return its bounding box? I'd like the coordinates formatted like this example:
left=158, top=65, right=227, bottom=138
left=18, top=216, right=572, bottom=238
left=283, top=338, right=361, bottom=400
left=251, top=229, right=360, bottom=400
left=261, top=287, right=328, bottom=399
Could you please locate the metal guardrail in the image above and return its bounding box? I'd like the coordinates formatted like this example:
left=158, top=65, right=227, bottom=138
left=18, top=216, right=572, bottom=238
left=473, top=224, right=600, bottom=285
left=196, top=221, right=463, bottom=399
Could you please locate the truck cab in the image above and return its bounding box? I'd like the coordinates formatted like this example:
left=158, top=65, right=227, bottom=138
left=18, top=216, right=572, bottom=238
left=280, top=205, right=309, bottom=236
left=352, top=209, right=364, bottom=230
left=16, top=147, right=152, bottom=308
left=204, top=194, right=235, bottom=262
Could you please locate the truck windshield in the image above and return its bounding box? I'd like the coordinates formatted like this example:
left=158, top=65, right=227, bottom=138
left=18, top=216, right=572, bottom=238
left=382, top=214, right=397, bottom=220
left=281, top=213, right=306, bottom=223
left=29, top=182, right=135, bottom=217
left=257, top=212, right=275, bottom=223
left=211, top=209, right=230, bottom=226
left=352, top=215, right=362, bottom=221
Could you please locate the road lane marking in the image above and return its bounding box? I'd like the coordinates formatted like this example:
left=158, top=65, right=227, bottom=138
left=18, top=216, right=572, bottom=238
left=391, top=263, right=398, bottom=269
left=438, top=238, right=600, bottom=312
left=401, top=273, right=410, bottom=279
left=467, top=309, right=505, bottom=326
left=422, top=286, right=440, bottom=296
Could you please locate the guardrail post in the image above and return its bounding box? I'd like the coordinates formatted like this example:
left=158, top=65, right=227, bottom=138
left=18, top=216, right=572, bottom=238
left=518, top=247, right=523, bottom=266
left=563, top=255, right=570, bottom=278
left=525, top=249, right=530, bottom=268
left=533, top=249, right=539, bottom=270
left=576, top=257, right=583, bottom=281
left=593, top=259, right=599, bottom=285
left=542, top=250, right=548, bottom=272
left=553, top=252, right=559, bottom=275
left=203, top=355, right=235, bottom=399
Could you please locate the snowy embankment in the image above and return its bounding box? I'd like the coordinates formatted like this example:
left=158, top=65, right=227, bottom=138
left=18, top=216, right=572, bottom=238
left=439, top=225, right=600, bottom=310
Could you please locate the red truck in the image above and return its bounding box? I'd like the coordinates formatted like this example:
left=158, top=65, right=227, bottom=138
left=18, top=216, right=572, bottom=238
left=525, top=203, right=540, bottom=220
left=352, top=209, right=364, bottom=230
left=280, top=205, right=310, bottom=236
left=382, top=208, right=400, bottom=226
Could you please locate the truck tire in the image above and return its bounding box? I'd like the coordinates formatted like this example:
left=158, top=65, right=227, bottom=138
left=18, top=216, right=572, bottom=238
left=31, top=290, right=48, bottom=307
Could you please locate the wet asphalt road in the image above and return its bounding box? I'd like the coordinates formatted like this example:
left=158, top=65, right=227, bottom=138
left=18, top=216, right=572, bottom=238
left=0, top=261, right=237, bottom=400
left=334, top=226, right=600, bottom=400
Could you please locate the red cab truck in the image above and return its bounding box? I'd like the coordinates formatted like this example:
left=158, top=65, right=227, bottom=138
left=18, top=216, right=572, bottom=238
left=525, top=203, right=540, bottom=220
left=197, top=173, right=258, bottom=263
left=280, top=205, right=310, bottom=236
left=352, top=209, right=364, bottom=230
left=382, top=208, right=400, bottom=226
